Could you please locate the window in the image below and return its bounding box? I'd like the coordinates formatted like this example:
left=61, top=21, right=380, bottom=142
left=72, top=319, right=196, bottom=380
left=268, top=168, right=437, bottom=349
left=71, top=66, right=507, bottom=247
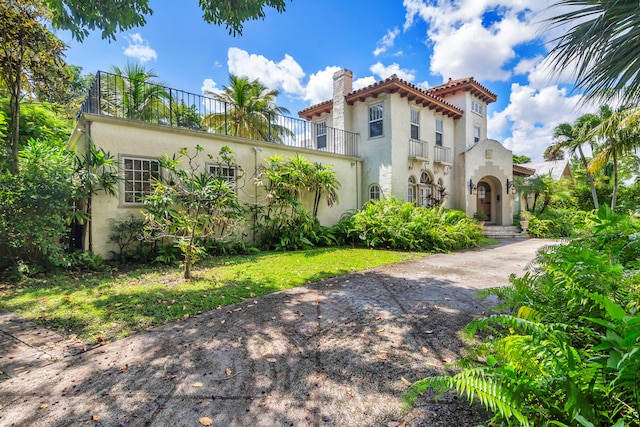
left=316, top=121, right=327, bottom=149
left=408, top=176, right=416, bottom=203
left=474, top=126, right=481, bottom=143
left=209, top=164, right=237, bottom=189
left=419, top=171, right=434, bottom=207
left=369, top=103, right=383, bottom=138
left=123, top=157, right=160, bottom=204
left=410, top=108, right=420, bottom=140
left=471, top=100, right=483, bottom=116
left=369, top=184, right=381, bottom=201
left=435, top=119, right=443, bottom=146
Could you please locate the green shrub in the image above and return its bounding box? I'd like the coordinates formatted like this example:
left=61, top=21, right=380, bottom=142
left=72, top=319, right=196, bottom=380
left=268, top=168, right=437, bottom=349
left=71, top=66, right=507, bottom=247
left=346, top=197, right=482, bottom=252
left=408, top=205, right=640, bottom=427
left=526, top=208, right=587, bottom=238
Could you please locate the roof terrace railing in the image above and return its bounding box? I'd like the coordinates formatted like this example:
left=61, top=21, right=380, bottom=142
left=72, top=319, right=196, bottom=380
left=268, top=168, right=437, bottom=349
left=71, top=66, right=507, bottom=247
left=78, top=71, right=360, bottom=158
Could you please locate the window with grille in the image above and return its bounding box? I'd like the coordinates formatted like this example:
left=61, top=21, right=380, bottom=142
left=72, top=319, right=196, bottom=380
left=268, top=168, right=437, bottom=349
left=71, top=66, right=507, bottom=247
left=474, top=126, right=481, bottom=143
left=408, top=176, right=416, bottom=203
left=369, top=184, right=381, bottom=200
left=209, top=164, right=237, bottom=190
left=369, top=103, right=383, bottom=138
left=435, top=119, right=443, bottom=146
left=123, top=157, right=160, bottom=204
left=410, top=108, right=420, bottom=140
left=316, top=121, right=327, bottom=149
left=471, top=100, right=483, bottom=116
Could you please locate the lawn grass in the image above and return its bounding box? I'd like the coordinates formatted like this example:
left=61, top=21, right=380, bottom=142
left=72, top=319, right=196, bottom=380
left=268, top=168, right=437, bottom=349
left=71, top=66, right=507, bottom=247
left=0, top=247, right=422, bottom=343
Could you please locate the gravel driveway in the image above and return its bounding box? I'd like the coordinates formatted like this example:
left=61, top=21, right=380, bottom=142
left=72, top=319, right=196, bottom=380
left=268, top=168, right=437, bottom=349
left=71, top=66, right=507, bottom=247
left=0, top=238, right=552, bottom=427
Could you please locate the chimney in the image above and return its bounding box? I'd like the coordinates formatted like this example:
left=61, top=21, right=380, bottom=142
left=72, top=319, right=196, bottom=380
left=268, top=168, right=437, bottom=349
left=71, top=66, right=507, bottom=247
left=332, top=69, right=353, bottom=131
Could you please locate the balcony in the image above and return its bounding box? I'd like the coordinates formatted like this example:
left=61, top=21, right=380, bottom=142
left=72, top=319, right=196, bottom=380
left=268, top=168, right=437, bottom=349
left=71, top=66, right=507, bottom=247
left=78, top=71, right=360, bottom=158
left=434, top=145, right=452, bottom=165
left=408, top=138, right=429, bottom=161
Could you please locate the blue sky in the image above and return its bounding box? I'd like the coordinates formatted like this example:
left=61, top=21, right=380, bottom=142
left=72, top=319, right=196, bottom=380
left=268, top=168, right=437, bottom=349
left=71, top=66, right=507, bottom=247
left=59, top=0, right=591, bottom=161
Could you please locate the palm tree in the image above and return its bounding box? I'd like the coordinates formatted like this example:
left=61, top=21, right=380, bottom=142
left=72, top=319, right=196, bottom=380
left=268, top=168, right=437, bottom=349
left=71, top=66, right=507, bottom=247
left=102, top=63, right=169, bottom=121
left=551, top=109, right=609, bottom=209
left=546, top=0, right=640, bottom=104
left=589, top=106, right=640, bottom=209
left=202, top=74, right=293, bottom=143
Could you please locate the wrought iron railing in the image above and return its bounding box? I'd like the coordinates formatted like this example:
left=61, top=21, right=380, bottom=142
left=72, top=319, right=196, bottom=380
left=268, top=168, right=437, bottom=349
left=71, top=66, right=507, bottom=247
left=78, top=71, right=360, bottom=157
left=434, top=145, right=452, bottom=164
left=408, top=138, right=429, bottom=159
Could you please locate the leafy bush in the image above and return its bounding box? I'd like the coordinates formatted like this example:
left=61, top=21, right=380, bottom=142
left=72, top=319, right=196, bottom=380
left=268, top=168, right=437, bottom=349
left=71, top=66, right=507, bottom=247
left=526, top=208, right=587, bottom=238
left=345, top=197, right=482, bottom=252
left=408, top=205, right=640, bottom=427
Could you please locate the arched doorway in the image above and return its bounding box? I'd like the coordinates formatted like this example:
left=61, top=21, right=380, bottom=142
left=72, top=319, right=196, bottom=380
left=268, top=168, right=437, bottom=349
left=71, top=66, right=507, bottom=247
left=476, top=181, right=491, bottom=222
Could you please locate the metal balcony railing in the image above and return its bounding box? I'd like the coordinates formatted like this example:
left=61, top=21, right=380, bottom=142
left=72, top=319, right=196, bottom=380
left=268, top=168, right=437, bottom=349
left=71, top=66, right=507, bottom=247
left=434, top=145, right=452, bottom=164
left=78, top=71, right=360, bottom=158
left=408, top=138, right=429, bottom=160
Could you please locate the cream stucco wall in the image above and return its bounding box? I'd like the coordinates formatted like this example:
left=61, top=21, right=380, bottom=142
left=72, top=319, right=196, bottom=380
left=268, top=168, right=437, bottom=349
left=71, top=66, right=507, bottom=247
left=73, top=114, right=362, bottom=258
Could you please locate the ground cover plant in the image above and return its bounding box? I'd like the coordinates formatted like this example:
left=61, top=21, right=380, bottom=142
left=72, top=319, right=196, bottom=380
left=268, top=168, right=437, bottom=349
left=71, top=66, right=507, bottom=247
left=0, top=248, right=421, bottom=344
left=407, top=206, right=640, bottom=427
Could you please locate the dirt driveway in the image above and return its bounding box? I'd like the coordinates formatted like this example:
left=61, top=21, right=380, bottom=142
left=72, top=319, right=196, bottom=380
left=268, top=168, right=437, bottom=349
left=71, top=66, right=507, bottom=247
left=0, top=238, right=552, bottom=427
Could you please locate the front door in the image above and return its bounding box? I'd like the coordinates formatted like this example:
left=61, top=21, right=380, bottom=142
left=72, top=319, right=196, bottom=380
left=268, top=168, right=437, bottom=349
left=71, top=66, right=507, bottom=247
left=477, top=182, right=491, bottom=221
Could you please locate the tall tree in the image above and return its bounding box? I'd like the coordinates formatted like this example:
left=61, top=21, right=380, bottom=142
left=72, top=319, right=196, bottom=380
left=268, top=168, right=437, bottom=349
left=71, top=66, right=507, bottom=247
left=103, top=63, right=169, bottom=121
left=546, top=0, right=640, bottom=103
left=203, top=74, right=292, bottom=143
left=589, top=106, right=640, bottom=210
left=551, top=108, right=609, bottom=209
left=45, top=0, right=290, bottom=40
left=0, top=0, right=67, bottom=174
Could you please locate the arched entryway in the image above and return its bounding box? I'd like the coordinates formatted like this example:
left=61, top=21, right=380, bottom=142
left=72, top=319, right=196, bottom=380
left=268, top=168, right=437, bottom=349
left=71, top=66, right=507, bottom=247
left=473, top=176, right=504, bottom=225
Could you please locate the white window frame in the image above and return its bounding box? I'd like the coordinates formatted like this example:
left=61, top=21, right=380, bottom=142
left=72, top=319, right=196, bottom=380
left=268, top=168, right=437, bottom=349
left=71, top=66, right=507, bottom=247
left=419, top=171, right=434, bottom=208
left=435, top=118, right=443, bottom=146
left=369, top=184, right=381, bottom=201
left=122, top=156, right=160, bottom=204
left=369, top=103, right=384, bottom=138
left=408, top=176, right=416, bottom=203
left=316, top=120, right=327, bottom=149
left=208, top=163, right=237, bottom=190
left=471, top=100, right=483, bottom=116
left=474, top=126, right=481, bottom=143
left=410, top=108, right=420, bottom=140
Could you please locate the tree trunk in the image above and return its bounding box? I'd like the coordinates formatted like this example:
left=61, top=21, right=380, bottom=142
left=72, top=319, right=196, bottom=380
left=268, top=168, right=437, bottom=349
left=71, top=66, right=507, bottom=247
left=611, top=150, right=618, bottom=210
left=577, top=145, right=599, bottom=209
left=8, top=56, right=23, bottom=175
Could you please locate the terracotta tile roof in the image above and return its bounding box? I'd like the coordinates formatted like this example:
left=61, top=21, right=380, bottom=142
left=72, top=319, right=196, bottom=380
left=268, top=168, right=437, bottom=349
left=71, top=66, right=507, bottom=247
left=427, top=77, right=497, bottom=104
left=299, top=74, right=464, bottom=120
left=513, top=164, right=536, bottom=176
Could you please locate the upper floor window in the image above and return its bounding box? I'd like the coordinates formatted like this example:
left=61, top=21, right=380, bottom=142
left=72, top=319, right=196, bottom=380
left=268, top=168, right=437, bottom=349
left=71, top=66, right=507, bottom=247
left=474, top=126, right=481, bottom=143
left=316, top=121, right=327, bottom=149
left=209, top=164, right=237, bottom=190
left=369, top=103, right=383, bottom=138
left=369, top=184, right=381, bottom=201
left=471, top=100, right=483, bottom=116
left=123, top=157, right=160, bottom=204
left=410, top=108, right=420, bottom=140
left=435, top=118, right=443, bottom=146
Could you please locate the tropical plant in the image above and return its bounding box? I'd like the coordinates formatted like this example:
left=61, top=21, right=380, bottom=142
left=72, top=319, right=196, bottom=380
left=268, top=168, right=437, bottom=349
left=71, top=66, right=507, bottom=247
left=546, top=0, right=640, bottom=104
left=346, top=197, right=482, bottom=252
left=101, top=63, right=169, bottom=121
left=551, top=108, right=610, bottom=210
left=0, top=0, right=68, bottom=173
left=588, top=106, right=640, bottom=210
left=142, top=145, right=244, bottom=279
left=202, top=74, right=293, bottom=143
left=407, top=205, right=640, bottom=426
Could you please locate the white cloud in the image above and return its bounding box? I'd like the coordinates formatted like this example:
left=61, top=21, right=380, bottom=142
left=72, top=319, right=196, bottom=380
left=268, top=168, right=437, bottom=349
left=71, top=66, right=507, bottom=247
left=402, top=0, right=548, bottom=81
left=488, top=83, right=587, bottom=161
left=373, top=28, right=400, bottom=56
left=201, top=78, right=219, bottom=96
left=303, top=66, right=342, bottom=104
left=354, top=76, right=377, bottom=90
left=123, top=33, right=157, bottom=63
left=370, top=62, right=416, bottom=81
left=227, top=47, right=305, bottom=96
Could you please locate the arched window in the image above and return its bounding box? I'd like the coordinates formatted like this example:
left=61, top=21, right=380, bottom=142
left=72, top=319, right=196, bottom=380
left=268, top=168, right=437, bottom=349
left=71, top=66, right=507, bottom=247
left=408, top=176, right=416, bottom=204
left=369, top=184, right=381, bottom=201
left=418, top=171, right=435, bottom=207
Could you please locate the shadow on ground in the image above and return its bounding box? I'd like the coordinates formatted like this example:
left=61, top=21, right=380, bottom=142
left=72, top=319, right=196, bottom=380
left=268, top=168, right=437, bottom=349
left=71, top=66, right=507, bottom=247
left=0, top=239, right=552, bottom=427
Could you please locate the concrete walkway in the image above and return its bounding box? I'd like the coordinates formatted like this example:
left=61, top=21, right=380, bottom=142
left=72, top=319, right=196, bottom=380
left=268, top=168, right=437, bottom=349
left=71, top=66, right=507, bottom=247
left=0, top=239, right=552, bottom=427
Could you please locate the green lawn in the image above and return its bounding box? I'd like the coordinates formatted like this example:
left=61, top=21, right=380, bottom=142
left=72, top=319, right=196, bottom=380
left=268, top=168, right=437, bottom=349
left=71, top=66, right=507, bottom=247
left=0, top=248, right=422, bottom=343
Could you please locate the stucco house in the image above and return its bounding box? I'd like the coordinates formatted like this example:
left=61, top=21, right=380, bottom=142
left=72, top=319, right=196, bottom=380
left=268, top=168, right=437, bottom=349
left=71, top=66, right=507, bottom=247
left=69, top=68, right=517, bottom=257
